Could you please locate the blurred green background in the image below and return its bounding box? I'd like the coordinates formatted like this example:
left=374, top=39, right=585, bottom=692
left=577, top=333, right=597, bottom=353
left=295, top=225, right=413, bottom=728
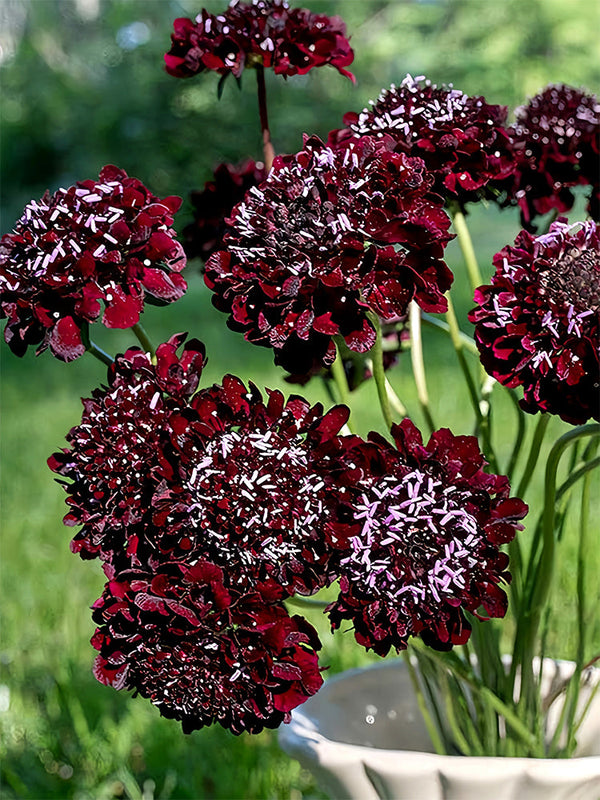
left=1, top=1, right=599, bottom=798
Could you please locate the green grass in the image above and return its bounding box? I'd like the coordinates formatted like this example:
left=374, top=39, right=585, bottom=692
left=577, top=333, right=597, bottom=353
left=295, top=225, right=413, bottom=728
left=1, top=204, right=598, bottom=799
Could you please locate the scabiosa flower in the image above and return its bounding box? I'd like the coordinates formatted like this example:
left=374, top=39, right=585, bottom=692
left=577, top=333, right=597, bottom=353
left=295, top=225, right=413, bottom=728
left=339, top=74, right=514, bottom=208
left=91, top=561, right=323, bottom=734
left=503, top=84, right=600, bottom=227
left=0, top=166, right=186, bottom=361
left=327, top=419, right=527, bottom=655
left=183, top=159, right=267, bottom=262
left=155, top=376, right=352, bottom=596
left=48, top=334, right=207, bottom=567
left=205, top=134, right=453, bottom=374
left=469, top=219, right=600, bottom=424
left=165, top=0, right=354, bottom=82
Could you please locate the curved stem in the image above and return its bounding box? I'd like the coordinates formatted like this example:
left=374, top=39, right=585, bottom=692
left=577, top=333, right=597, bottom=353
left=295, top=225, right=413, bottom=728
left=421, top=312, right=479, bottom=356
left=131, top=322, right=155, bottom=358
left=516, top=413, right=550, bottom=499
left=330, top=341, right=355, bottom=433
left=555, top=456, right=600, bottom=503
left=85, top=340, right=114, bottom=367
left=367, top=312, right=393, bottom=431
left=451, top=206, right=483, bottom=294
left=403, top=650, right=447, bottom=755
left=564, top=468, right=594, bottom=754
left=505, top=389, right=527, bottom=481
left=444, top=294, right=482, bottom=424
left=518, top=425, right=600, bottom=716
left=409, top=302, right=435, bottom=435
left=255, top=64, right=275, bottom=172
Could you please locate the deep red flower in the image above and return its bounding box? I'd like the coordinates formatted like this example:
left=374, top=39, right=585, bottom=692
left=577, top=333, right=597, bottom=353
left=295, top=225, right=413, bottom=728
left=50, top=341, right=350, bottom=593
left=153, top=375, right=351, bottom=596
left=165, top=0, right=354, bottom=82
left=0, top=166, right=186, bottom=361
left=91, top=561, right=323, bottom=734
left=503, top=85, right=600, bottom=228
left=339, top=74, right=514, bottom=208
left=326, top=419, right=527, bottom=655
left=205, top=135, right=453, bottom=374
left=183, top=159, right=267, bottom=262
left=48, top=334, right=207, bottom=567
left=469, top=219, right=600, bottom=424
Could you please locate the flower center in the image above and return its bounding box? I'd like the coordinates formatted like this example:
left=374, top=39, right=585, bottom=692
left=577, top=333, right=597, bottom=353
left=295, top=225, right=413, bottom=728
left=540, top=247, right=600, bottom=313
left=342, top=469, right=484, bottom=606
left=185, top=429, right=325, bottom=572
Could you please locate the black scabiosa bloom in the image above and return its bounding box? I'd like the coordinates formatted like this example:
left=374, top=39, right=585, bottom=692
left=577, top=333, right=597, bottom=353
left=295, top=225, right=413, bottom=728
left=339, top=74, right=514, bottom=209
left=205, top=134, right=453, bottom=374
left=48, top=334, right=206, bottom=568
left=469, top=219, right=600, bottom=424
left=0, top=166, right=186, bottom=361
left=91, top=561, right=323, bottom=734
left=155, top=377, right=351, bottom=596
left=165, top=0, right=354, bottom=82
left=327, top=419, right=527, bottom=655
left=504, top=84, right=600, bottom=228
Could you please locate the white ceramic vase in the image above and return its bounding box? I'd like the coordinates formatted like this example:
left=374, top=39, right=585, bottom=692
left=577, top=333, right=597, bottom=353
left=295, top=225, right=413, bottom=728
left=279, top=659, right=600, bottom=800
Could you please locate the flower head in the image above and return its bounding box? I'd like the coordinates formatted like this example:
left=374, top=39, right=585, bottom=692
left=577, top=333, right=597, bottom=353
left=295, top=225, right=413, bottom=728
left=205, top=135, right=453, bottom=374
left=165, top=0, right=354, bottom=82
left=48, top=334, right=207, bottom=566
left=183, top=159, right=267, bottom=262
left=91, top=562, right=323, bottom=734
left=50, top=341, right=350, bottom=593
left=340, top=74, right=514, bottom=207
left=504, top=85, right=600, bottom=227
left=469, top=219, right=600, bottom=424
left=327, top=419, right=527, bottom=655
left=153, top=375, right=351, bottom=596
left=0, top=166, right=186, bottom=361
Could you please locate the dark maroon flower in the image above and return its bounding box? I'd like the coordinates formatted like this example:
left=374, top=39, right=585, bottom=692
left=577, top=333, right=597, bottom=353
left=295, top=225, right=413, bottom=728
left=205, top=134, right=453, bottom=374
left=165, top=1, right=354, bottom=83
left=327, top=419, right=527, bottom=655
left=183, top=159, right=267, bottom=262
left=503, top=85, right=600, bottom=228
left=0, top=166, right=186, bottom=361
left=154, top=376, right=351, bottom=596
left=50, top=342, right=350, bottom=593
left=91, top=561, right=323, bottom=734
left=339, top=74, right=514, bottom=208
left=469, top=219, right=600, bottom=424
left=48, top=334, right=207, bottom=567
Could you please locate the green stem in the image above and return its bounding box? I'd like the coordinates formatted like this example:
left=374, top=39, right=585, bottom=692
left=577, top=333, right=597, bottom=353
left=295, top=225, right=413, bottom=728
left=565, top=468, right=594, bottom=754
left=131, top=322, right=156, bottom=358
left=451, top=206, right=483, bottom=294
left=367, top=312, right=393, bottom=430
left=518, top=425, right=600, bottom=717
left=444, top=293, right=482, bottom=426
left=409, top=302, right=435, bottom=435
left=516, top=413, right=550, bottom=499
left=330, top=341, right=355, bottom=433
left=421, top=312, right=479, bottom=356
left=403, top=651, right=447, bottom=755
left=505, top=389, right=527, bottom=481
left=413, top=642, right=542, bottom=754
left=256, top=64, right=275, bottom=171
left=555, top=456, right=600, bottom=503
left=86, top=340, right=113, bottom=367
